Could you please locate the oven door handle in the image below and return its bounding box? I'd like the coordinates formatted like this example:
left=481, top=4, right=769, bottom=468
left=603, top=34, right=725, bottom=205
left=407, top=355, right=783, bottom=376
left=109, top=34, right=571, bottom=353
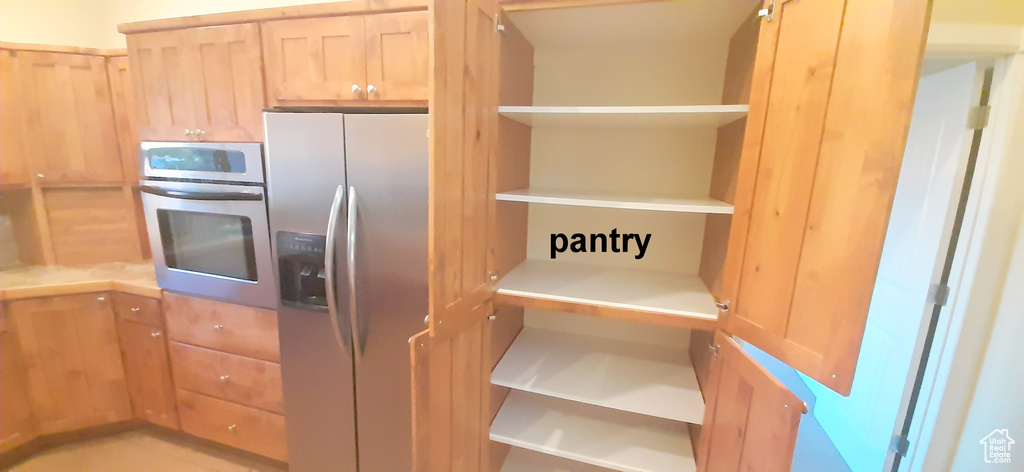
left=325, top=185, right=352, bottom=356
left=139, top=184, right=264, bottom=201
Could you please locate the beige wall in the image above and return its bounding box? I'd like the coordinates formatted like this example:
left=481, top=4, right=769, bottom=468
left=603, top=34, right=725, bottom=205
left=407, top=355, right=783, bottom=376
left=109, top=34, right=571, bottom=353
left=0, top=0, right=346, bottom=49
left=932, top=0, right=1024, bottom=26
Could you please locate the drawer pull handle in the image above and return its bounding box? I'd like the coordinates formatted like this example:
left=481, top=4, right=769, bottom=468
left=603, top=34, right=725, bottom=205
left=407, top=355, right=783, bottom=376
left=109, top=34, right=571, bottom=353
left=97, top=296, right=106, bottom=302
left=213, top=324, right=224, bottom=330
left=219, top=375, right=230, bottom=382
left=131, top=307, right=141, bottom=313
left=150, top=332, right=161, bottom=338
left=227, top=424, right=237, bottom=433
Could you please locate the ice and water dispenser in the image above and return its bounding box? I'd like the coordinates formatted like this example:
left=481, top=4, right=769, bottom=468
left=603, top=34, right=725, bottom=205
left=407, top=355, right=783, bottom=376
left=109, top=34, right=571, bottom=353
left=277, top=231, right=329, bottom=309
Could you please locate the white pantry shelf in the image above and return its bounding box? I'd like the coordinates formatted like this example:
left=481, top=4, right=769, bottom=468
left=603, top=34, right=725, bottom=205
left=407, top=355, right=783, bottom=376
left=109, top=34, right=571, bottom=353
left=492, top=327, right=704, bottom=424
left=491, top=391, right=696, bottom=472
left=494, top=260, right=719, bottom=327
left=496, top=188, right=734, bottom=214
left=501, top=447, right=618, bottom=472
left=497, top=105, right=748, bottom=128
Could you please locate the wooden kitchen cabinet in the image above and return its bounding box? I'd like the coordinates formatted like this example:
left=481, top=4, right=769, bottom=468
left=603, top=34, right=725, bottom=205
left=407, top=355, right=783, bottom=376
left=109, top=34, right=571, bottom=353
left=0, top=308, right=37, bottom=453
left=16, top=51, right=123, bottom=183
left=262, top=10, right=428, bottom=106
left=7, top=293, right=132, bottom=435
left=364, top=11, right=429, bottom=101
left=0, top=49, right=30, bottom=187
left=114, top=292, right=179, bottom=430
left=127, top=24, right=264, bottom=142
left=107, top=55, right=140, bottom=183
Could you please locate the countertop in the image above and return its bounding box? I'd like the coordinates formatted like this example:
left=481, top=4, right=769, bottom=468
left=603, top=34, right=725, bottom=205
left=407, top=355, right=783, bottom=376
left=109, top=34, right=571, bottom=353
left=0, top=261, right=161, bottom=301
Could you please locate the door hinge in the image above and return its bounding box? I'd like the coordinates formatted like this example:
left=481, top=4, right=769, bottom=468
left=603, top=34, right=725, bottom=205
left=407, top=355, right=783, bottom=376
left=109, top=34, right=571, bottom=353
left=494, top=14, right=505, bottom=33
left=967, top=105, right=990, bottom=130
left=757, top=0, right=775, bottom=21
left=931, top=283, right=950, bottom=307
left=890, top=434, right=910, bottom=457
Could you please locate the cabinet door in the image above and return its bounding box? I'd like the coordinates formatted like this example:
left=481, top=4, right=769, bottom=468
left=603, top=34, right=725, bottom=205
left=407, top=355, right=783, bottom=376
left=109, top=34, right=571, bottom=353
left=261, top=16, right=368, bottom=106
left=118, top=320, right=179, bottom=430
left=127, top=30, right=197, bottom=142
left=189, top=24, right=265, bottom=142
left=0, top=308, right=37, bottom=453
left=9, top=293, right=132, bottom=434
left=428, top=0, right=500, bottom=339
left=696, top=331, right=802, bottom=472
left=17, top=51, right=122, bottom=183
left=107, top=56, right=140, bottom=182
left=720, top=0, right=930, bottom=394
left=365, top=11, right=430, bottom=102
left=0, top=50, right=29, bottom=186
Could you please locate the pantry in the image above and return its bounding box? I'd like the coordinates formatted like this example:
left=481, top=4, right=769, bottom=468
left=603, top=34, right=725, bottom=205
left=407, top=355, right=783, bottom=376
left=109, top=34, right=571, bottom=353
left=414, top=0, right=930, bottom=471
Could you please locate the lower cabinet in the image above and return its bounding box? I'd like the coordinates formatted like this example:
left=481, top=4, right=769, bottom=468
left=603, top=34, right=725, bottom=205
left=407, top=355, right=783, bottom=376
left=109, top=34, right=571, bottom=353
left=7, top=293, right=132, bottom=435
left=0, top=310, right=36, bottom=453
left=114, top=292, right=178, bottom=430
left=177, top=390, right=288, bottom=462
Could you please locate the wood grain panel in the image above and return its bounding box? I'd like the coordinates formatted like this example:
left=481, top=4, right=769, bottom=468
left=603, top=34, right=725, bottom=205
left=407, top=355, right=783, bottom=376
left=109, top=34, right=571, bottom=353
left=190, top=24, right=265, bottom=141
left=410, top=329, right=430, bottom=472
left=365, top=11, right=430, bottom=101
left=0, top=308, right=37, bottom=453
left=177, top=389, right=287, bottom=461
left=163, top=293, right=280, bottom=362
left=106, top=56, right=140, bottom=183
left=126, top=30, right=196, bottom=142
left=429, top=0, right=501, bottom=339
left=695, top=332, right=801, bottom=472
left=17, top=51, right=122, bottom=183
left=262, top=16, right=367, bottom=106
left=8, top=293, right=131, bottom=435
left=113, top=292, right=163, bottom=327
left=0, top=189, right=46, bottom=266
left=168, top=342, right=283, bottom=414
left=721, top=0, right=932, bottom=394
left=117, top=320, right=179, bottom=429
left=0, top=49, right=29, bottom=186
left=43, top=187, right=144, bottom=265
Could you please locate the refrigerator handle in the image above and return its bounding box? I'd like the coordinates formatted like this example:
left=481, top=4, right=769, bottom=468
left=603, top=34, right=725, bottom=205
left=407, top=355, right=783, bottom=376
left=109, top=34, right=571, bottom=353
left=347, top=186, right=363, bottom=359
left=325, top=185, right=352, bottom=355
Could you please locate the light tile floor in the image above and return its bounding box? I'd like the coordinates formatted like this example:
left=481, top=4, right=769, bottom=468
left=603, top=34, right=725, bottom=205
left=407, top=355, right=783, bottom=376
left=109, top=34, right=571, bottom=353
left=6, top=428, right=285, bottom=472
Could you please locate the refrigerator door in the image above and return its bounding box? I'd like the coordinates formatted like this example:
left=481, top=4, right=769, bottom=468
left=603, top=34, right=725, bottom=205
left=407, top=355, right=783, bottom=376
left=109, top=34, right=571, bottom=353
left=344, top=113, right=429, bottom=472
left=264, top=112, right=357, bottom=472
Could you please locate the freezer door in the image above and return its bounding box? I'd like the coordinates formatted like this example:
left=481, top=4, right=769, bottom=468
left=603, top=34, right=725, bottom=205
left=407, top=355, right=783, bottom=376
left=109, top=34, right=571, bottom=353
left=344, top=113, right=429, bottom=472
left=264, top=111, right=357, bottom=472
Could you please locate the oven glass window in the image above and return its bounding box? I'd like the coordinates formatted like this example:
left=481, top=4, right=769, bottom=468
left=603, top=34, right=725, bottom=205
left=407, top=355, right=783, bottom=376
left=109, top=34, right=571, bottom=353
left=146, top=147, right=247, bottom=173
left=157, top=209, right=257, bottom=281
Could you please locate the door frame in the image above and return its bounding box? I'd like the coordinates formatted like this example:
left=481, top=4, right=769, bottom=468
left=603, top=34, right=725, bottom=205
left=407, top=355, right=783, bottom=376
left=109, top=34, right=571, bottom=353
left=889, top=49, right=1023, bottom=471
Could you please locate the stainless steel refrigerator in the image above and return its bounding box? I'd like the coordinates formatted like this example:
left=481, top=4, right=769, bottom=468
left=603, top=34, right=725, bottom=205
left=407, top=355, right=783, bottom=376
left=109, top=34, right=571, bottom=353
left=263, top=111, right=428, bottom=472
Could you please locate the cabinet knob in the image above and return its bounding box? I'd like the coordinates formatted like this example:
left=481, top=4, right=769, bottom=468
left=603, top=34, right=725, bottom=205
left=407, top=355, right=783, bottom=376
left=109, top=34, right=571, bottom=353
left=185, top=129, right=194, bottom=137
left=351, top=84, right=362, bottom=94
left=195, top=129, right=206, bottom=139
left=131, top=307, right=141, bottom=313
left=213, top=324, right=224, bottom=330
left=227, top=424, right=237, bottom=433
left=150, top=331, right=161, bottom=338
left=366, top=84, right=377, bottom=94
left=36, top=173, right=44, bottom=179
left=219, top=375, right=230, bottom=382
left=97, top=296, right=106, bottom=302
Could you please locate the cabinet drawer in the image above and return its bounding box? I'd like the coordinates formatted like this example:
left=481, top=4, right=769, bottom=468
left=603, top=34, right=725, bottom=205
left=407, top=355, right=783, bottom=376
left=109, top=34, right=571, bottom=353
left=177, top=389, right=287, bottom=462
left=163, top=293, right=280, bottom=362
left=169, top=342, right=283, bottom=414
left=114, top=292, right=163, bottom=327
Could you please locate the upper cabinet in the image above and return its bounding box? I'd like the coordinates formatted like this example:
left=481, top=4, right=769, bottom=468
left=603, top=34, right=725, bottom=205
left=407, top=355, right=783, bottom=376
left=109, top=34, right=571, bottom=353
left=262, top=11, right=428, bottom=107
left=16, top=51, right=123, bottom=184
left=720, top=0, right=930, bottom=395
left=0, top=50, right=30, bottom=186
left=106, top=55, right=140, bottom=182
left=127, top=24, right=265, bottom=142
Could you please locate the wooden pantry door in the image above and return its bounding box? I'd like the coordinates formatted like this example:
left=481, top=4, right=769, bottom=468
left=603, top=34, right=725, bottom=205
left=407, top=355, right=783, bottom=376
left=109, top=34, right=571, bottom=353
left=718, top=0, right=932, bottom=395
left=696, top=331, right=802, bottom=472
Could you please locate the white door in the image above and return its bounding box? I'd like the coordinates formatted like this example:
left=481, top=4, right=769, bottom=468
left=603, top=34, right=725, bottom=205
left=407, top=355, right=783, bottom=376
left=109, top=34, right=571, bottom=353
left=802, top=62, right=981, bottom=472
